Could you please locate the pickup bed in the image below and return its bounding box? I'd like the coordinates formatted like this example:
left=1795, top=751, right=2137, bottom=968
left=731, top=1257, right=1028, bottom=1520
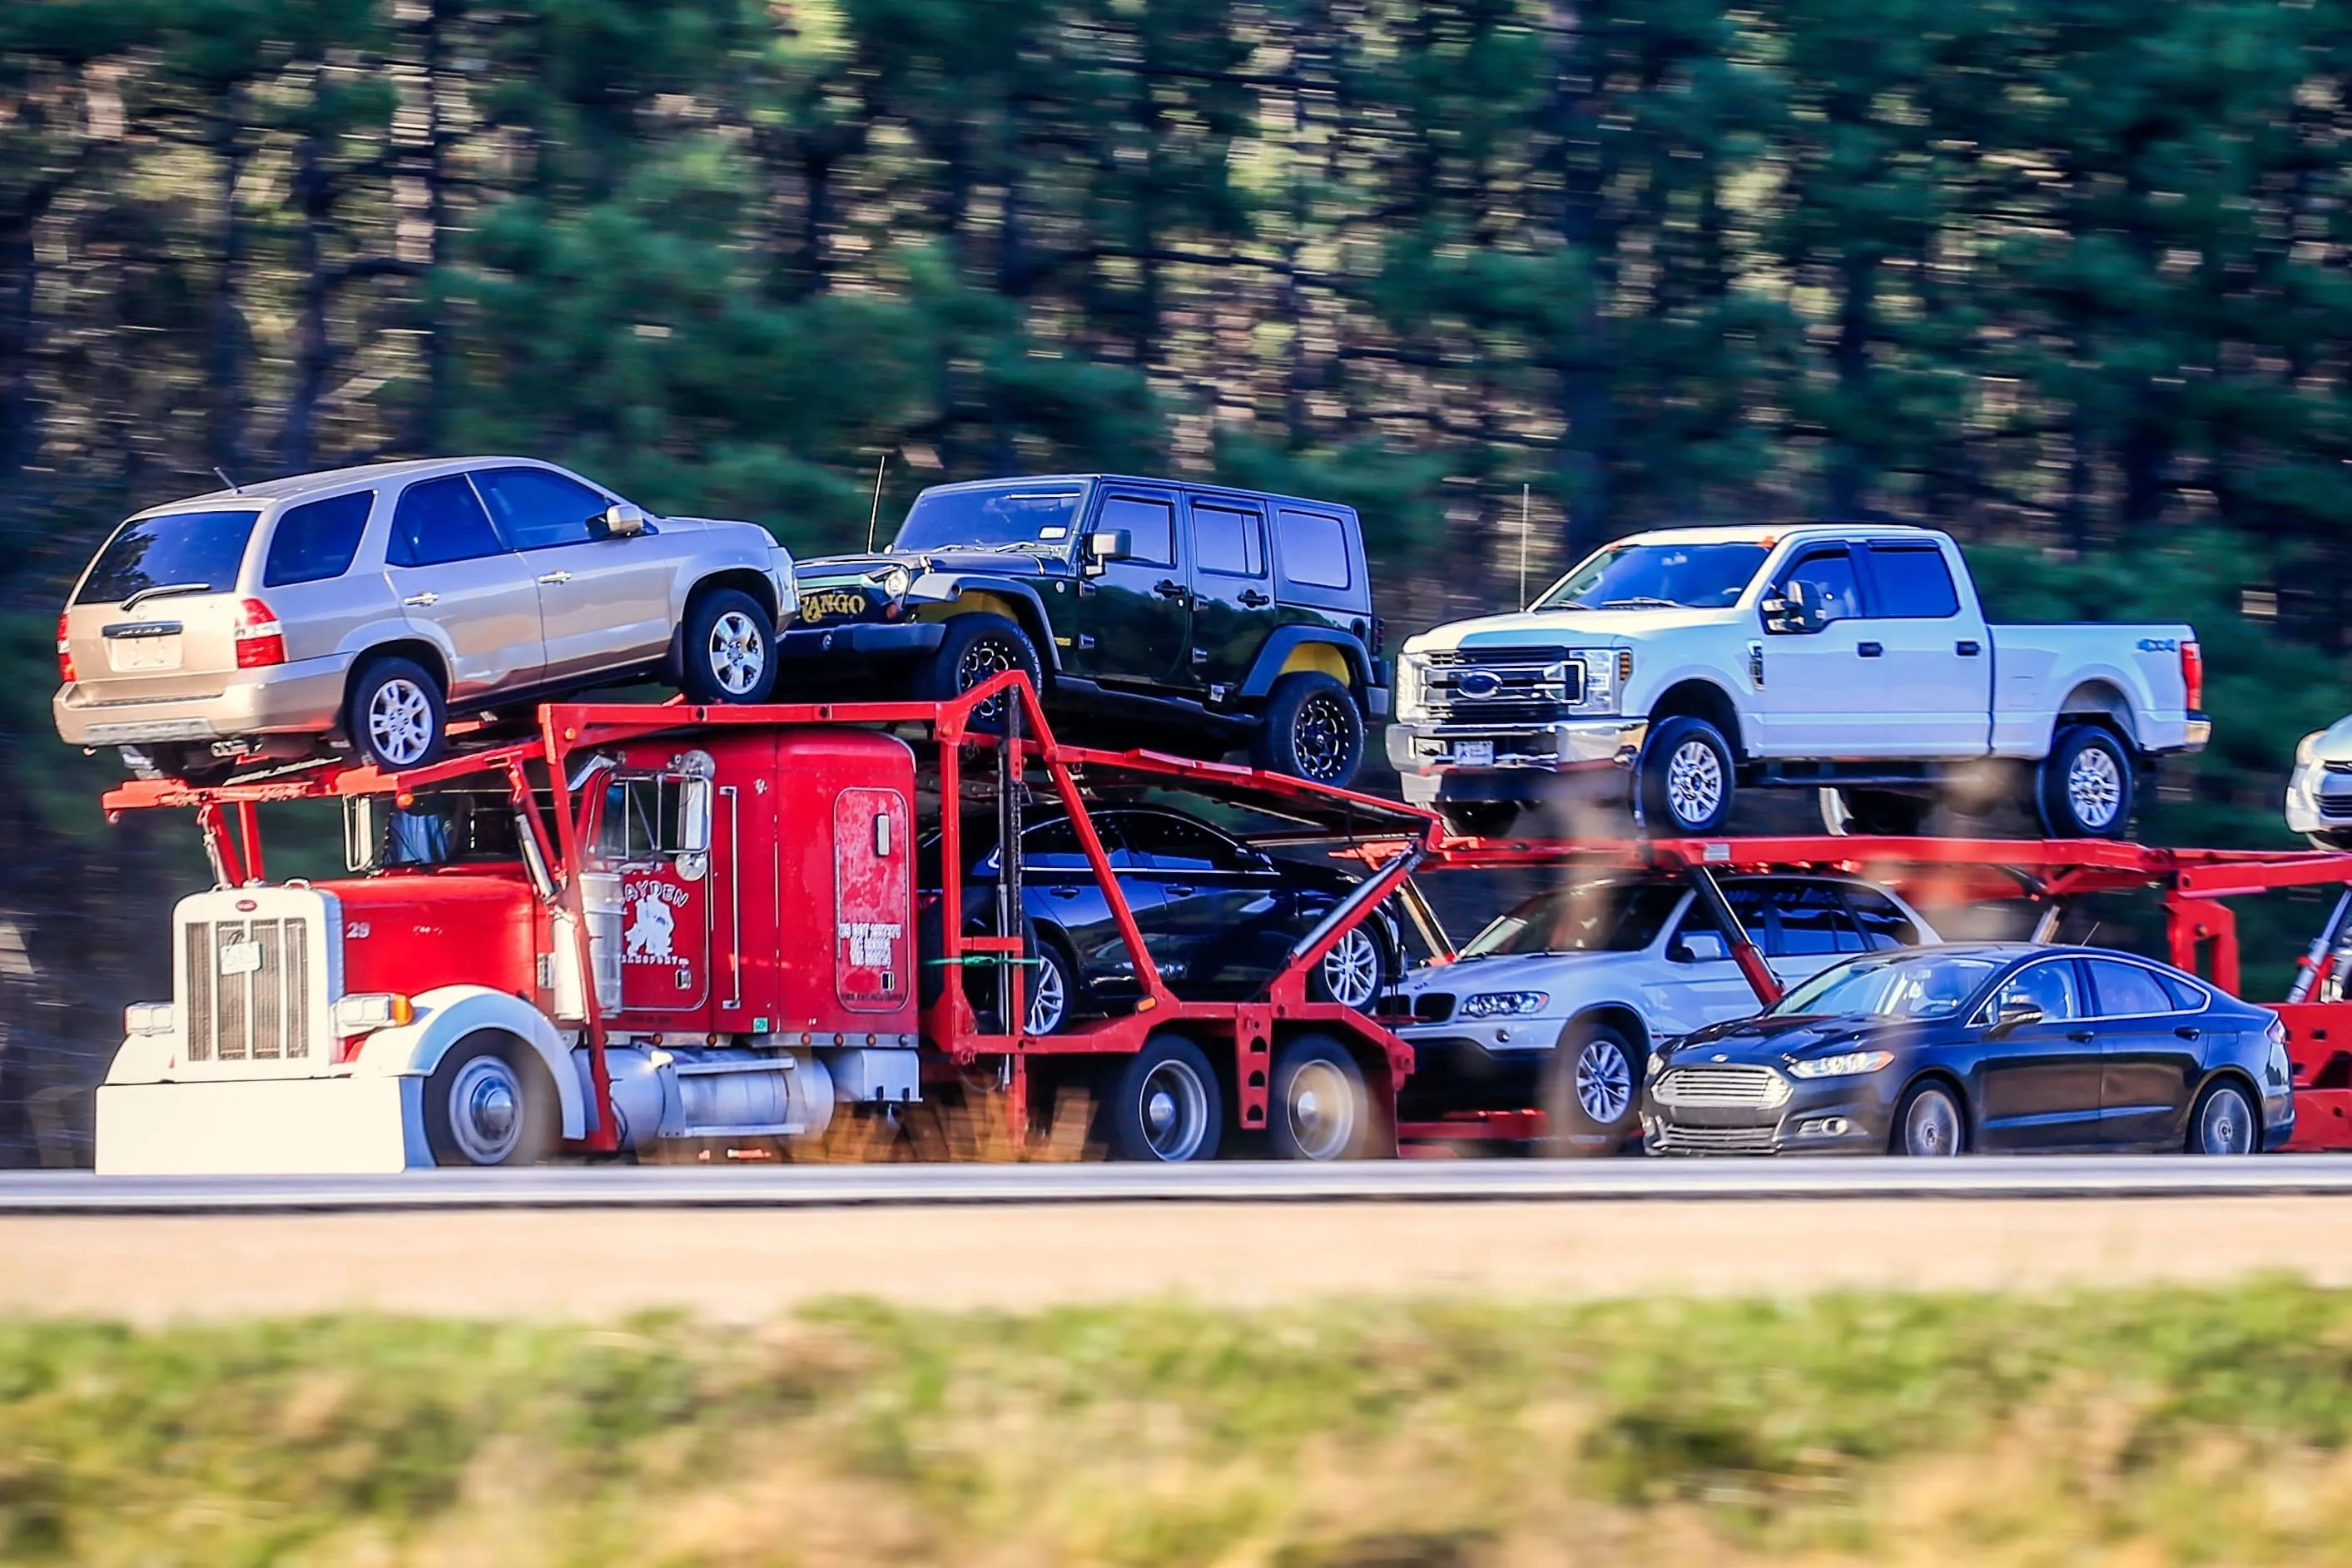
left=1389, top=524, right=2209, bottom=838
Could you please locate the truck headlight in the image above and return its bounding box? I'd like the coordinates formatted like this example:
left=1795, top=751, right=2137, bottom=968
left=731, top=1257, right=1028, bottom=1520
left=1565, top=648, right=1625, bottom=714
left=1788, top=1049, right=1894, bottom=1079
left=124, top=1002, right=173, bottom=1037
left=1460, top=990, right=1549, bottom=1019
left=333, top=993, right=414, bottom=1035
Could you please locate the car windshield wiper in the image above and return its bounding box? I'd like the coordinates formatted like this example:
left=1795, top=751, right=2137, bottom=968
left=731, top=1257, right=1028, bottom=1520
left=122, top=582, right=213, bottom=611
left=1595, top=597, right=1684, bottom=609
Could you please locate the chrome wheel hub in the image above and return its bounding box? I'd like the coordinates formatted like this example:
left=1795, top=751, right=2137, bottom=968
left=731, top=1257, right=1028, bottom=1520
left=1136, top=1059, right=1209, bottom=1161
left=447, top=1054, right=523, bottom=1164
left=1026, top=955, right=1066, bottom=1035
left=1319, top=928, right=1380, bottom=1010
left=707, top=610, right=767, bottom=696
left=1284, top=1059, right=1357, bottom=1161
left=2067, top=745, right=2123, bottom=829
left=367, top=677, right=434, bottom=767
left=2197, top=1089, right=2252, bottom=1155
left=1903, top=1091, right=1962, bottom=1157
left=1575, top=1039, right=1634, bottom=1125
left=1665, top=739, right=1724, bottom=826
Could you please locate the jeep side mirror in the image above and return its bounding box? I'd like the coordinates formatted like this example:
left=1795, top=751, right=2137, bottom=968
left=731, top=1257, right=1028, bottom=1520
left=1673, top=930, right=1729, bottom=963
left=592, top=501, right=648, bottom=540
left=1084, top=529, right=1130, bottom=575
left=1987, top=1002, right=2044, bottom=1039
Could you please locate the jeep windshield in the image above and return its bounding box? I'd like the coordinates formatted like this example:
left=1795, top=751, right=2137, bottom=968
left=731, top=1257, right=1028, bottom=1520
left=1456, top=880, right=1683, bottom=959
left=1534, top=542, right=1769, bottom=612
left=891, top=484, right=1088, bottom=554
left=76, top=508, right=261, bottom=606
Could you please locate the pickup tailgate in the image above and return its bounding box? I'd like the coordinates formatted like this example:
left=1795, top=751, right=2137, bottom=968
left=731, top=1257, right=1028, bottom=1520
left=1987, top=623, right=2203, bottom=756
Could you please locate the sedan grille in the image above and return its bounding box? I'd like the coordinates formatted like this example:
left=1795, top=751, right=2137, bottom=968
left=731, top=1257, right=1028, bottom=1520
left=1420, top=648, right=1583, bottom=724
left=1654, top=1064, right=1786, bottom=1109
left=182, top=916, right=310, bottom=1062
left=1652, top=1122, right=1779, bottom=1154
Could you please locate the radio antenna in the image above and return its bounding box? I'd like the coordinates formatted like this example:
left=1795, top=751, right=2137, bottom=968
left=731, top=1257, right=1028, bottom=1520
left=213, top=465, right=243, bottom=494
left=866, top=454, right=887, bottom=552
left=1518, top=484, right=1531, bottom=608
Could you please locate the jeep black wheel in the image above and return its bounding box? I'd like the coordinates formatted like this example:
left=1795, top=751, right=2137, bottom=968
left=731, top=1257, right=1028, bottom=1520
left=1250, top=672, right=1365, bottom=787
left=920, top=613, right=1042, bottom=733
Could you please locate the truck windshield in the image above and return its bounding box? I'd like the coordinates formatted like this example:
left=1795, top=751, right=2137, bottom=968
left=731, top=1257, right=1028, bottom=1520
left=892, top=484, right=1087, bottom=553
left=1456, top=881, right=1683, bottom=958
left=1536, top=542, right=1769, bottom=611
left=76, top=509, right=261, bottom=605
left=375, top=791, right=527, bottom=869
left=1768, top=952, right=2002, bottom=1020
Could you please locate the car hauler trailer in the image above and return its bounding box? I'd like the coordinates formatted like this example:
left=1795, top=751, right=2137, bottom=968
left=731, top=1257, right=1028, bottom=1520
left=1381, top=832, right=2352, bottom=1152
left=93, top=673, right=1439, bottom=1174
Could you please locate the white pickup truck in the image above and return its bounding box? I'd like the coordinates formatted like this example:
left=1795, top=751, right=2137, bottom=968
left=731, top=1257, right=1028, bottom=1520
left=1389, top=523, right=2210, bottom=838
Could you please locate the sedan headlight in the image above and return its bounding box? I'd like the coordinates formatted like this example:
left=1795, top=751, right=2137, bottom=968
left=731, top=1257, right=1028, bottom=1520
left=2299, top=732, right=2323, bottom=767
left=1645, top=1050, right=1665, bottom=1078
left=1459, top=990, right=1549, bottom=1019
left=1787, top=1049, right=1895, bottom=1079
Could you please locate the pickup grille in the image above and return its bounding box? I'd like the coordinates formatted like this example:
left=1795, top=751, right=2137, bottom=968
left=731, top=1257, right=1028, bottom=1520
left=183, top=916, right=310, bottom=1062
left=1420, top=648, right=1583, bottom=725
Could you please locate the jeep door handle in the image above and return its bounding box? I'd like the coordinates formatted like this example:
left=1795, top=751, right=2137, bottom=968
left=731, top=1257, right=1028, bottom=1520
left=1857, top=642, right=1883, bottom=657
left=1957, top=640, right=1982, bottom=656
left=1154, top=579, right=1188, bottom=600
left=537, top=570, right=573, bottom=585
left=1238, top=588, right=1271, bottom=608
left=402, top=592, right=439, bottom=607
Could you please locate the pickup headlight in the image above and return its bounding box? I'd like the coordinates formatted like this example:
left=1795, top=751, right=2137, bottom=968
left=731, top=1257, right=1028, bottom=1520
left=1788, top=1049, right=1894, bottom=1079
left=1645, top=1049, right=1665, bottom=1078
left=1564, top=648, right=1627, bottom=715
left=1460, top=990, right=1549, bottom=1019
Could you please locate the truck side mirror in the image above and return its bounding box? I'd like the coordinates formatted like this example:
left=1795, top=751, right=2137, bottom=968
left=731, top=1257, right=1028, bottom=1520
left=676, top=776, right=712, bottom=856
left=343, top=796, right=382, bottom=872
left=1083, top=529, right=1130, bottom=575
left=591, top=501, right=648, bottom=540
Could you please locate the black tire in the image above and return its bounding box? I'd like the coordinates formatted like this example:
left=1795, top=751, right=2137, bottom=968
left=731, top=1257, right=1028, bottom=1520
left=1104, top=1033, right=1223, bottom=1162
left=1890, top=1080, right=1967, bottom=1156
left=1268, top=1034, right=1373, bottom=1161
left=1541, top=1022, right=1642, bottom=1157
left=1821, top=786, right=1931, bottom=837
left=120, top=742, right=236, bottom=785
left=1305, top=922, right=1390, bottom=1013
left=1249, top=672, right=1366, bottom=787
left=2037, top=724, right=2136, bottom=839
left=345, top=656, right=448, bottom=771
left=1440, top=801, right=1522, bottom=838
left=423, top=1032, right=556, bottom=1167
left=2187, top=1079, right=2257, bottom=1156
left=2310, top=831, right=2352, bottom=853
left=679, top=588, right=778, bottom=704
left=959, top=917, right=1049, bottom=1034
left=1639, top=715, right=1736, bottom=835
left=918, top=612, right=1042, bottom=733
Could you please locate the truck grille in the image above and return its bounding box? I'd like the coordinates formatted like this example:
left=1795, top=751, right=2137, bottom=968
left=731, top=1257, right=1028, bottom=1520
left=1420, top=648, right=1583, bottom=725
left=1653, top=1064, right=1786, bottom=1109
left=183, top=916, right=310, bottom=1062
left=1652, top=1122, right=1780, bottom=1154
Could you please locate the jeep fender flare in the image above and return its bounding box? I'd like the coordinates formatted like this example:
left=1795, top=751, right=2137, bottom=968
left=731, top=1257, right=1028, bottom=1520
left=1237, top=626, right=1375, bottom=699
left=344, top=984, right=587, bottom=1140
left=915, top=578, right=1063, bottom=671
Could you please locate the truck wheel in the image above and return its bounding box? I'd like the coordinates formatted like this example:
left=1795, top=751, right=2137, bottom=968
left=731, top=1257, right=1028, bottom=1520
left=1104, top=1034, right=1223, bottom=1162
left=346, top=657, right=448, bottom=771
left=680, top=588, right=777, bottom=704
left=424, top=1034, right=555, bottom=1167
left=1542, top=1021, right=1641, bottom=1157
left=1639, top=716, right=1735, bottom=835
left=1307, top=925, right=1388, bottom=1013
left=1250, top=672, right=1365, bottom=786
left=1269, top=1035, right=1372, bottom=1161
left=920, top=613, right=1041, bottom=733
left=2037, top=725, right=2135, bottom=839
left=1821, top=787, right=1931, bottom=836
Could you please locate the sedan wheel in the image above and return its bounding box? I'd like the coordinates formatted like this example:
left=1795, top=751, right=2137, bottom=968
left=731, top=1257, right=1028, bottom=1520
left=1314, top=927, right=1383, bottom=1011
left=1893, top=1083, right=1965, bottom=1156
left=1026, top=945, right=1071, bottom=1035
left=1575, top=1036, right=1635, bottom=1127
left=2190, top=1081, right=2255, bottom=1155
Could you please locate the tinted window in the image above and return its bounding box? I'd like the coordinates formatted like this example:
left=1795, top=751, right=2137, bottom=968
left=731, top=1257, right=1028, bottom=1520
left=1770, top=882, right=1863, bottom=955
left=1783, top=548, right=1861, bottom=625
left=1100, top=496, right=1174, bottom=567
left=473, top=467, right=609, bottom=550
left=1867, top=546, right=1961, bottom=618
left=2158, top=971, right=2210, bottom=1010
left=1672, top=885, right=1769, bottom=949
left=263, top=492, right=373, bottom=587
left=1017, top=816, right=1133, bottom=870
left=1193, top=504, right=1266, bottom=577
left=894, top=484, right=1085, bottom=553
left=1843, top=887, right=1921, bottom=950
left=2087, top=959, right=2176, bottom=1017
left=1992, top=960, right=2082, bottom=1023
left=1278, top=508, right=1352, bottom=588
left=1458, top=881, right=1684, bottom=957
left=389, top=476, right=506, bottom=567
left=77, top=509, right=261, bottom=604
left=1119, top=812, right=1254, bottom=873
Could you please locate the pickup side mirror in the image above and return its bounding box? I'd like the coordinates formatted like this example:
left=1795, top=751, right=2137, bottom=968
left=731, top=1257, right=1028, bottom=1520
left=1762, top=578, right=1818, bottom=635
left=1671, top=930, right=1730, bottom=964
left=591, top=501, right=648, bottom=540
left=1083, top=529, right=1130, bottom=575
left=1987, top=1002, right=2044, bottom=1039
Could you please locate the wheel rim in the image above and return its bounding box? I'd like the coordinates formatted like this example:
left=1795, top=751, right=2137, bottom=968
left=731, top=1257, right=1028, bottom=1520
left=2067, top=744, right=2123, bottom=830
left=1284, top=1059, right=1358, bottom=1161
left=1026, top=954, right=1066, bottom=1035
left=1136, top=1059, right=1210, bottom=1161
left=447, top=1054, right=523, bottom=1164
left=2197, top=1088, right=2253, bottom=1155
left=956, top=636, right=1022, bottom=720
left=1575, top=1038, right=1634, bottom=1125
left=1665, top=738, right=1724, bottom=826
left=707, top=610, right=767, bottom=697
left=1290, top=692, right=1357, bottom=782
left=367, top=677, right=434, bottom=767
left=1319, top=928, right=1381, bottom=1010
left=1902, top=1089, right=1962, bottom=1156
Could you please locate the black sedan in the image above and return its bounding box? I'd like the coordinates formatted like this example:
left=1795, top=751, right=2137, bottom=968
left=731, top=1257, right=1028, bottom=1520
left=1640, top=943, right=2293, bottom=1156
left=935, top=806, right=1397, bottom=1034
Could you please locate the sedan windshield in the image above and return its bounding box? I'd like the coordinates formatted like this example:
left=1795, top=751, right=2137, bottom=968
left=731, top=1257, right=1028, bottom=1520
left=77, top=509, right=261, bottom=605
left=892, top=484, right=1087, bottom=553
left=1535, top=542, right=1769, bottom=611
left=1457, top=881, right=1683, bottom=959
left=1769, top=952, right=2003, bottom=1020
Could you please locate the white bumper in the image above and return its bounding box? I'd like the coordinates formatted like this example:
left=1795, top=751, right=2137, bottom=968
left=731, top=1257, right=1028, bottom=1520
left=97, top=1076, right=429, bottom=1175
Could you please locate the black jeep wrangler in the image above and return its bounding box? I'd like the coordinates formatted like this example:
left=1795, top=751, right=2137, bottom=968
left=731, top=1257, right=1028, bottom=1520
left=783, top=475, right=1387, bottom=786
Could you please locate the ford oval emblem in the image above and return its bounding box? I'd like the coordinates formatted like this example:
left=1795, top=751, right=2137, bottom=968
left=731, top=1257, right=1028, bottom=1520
left=235, top=898, right=258, bottom=912
left=1456, top=669, right=1504, bottom=699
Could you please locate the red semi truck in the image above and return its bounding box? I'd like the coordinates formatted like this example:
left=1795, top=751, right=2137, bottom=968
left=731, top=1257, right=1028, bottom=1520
left=95, top=675, right=1437, bottom=1174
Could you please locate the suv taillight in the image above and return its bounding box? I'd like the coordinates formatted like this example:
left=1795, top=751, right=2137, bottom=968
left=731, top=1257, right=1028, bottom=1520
left=235, top=598, right=286, bottom=668
left=2181, top=639, right=2204, bottom=712
left=55, top=613, right=73, bottom=683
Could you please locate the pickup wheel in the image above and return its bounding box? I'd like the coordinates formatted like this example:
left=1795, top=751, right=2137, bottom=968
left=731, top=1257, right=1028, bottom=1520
left=346, top=657, right=448, bottom=771
left=1542, top=1021, right=1641, bottom=1157
left=2037, top=724, right=2136, bottom=839
left=919, top=612, right=1041, bottom=734
left=1250, top=672, right=1366, bottom=787
left=1821, top=787, right=1931, bottom=836
left=1639, top=716, right=1736, bottom=835
left=680, top=588, right=778, bottom=704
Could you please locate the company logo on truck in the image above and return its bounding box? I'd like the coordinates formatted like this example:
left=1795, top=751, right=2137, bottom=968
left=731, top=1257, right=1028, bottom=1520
left=623, top=882, right=685, bottom=964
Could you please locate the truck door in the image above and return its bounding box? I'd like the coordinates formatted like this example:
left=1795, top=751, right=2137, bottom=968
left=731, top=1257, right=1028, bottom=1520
left=1853, top=541, right=1991, bottom=757
left=1184, top=496, right=1275, bottom=693
left=1753, top=543, right=1878, bottom=757
left=834, top=786, right=911, bottom=1011
left=601, top=771, right=713, bottom=1020
left=1064, top=487, right=1191, bottom=688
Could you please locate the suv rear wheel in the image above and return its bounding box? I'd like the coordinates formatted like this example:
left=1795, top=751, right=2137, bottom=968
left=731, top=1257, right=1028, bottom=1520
left=347, top=656, right=448, bottom=771
left=1250, top=672, right=1365, bottom=786
left=680, top=588, right=778, bottom=704
left=1542, top=1021, right=1641, bottom=1156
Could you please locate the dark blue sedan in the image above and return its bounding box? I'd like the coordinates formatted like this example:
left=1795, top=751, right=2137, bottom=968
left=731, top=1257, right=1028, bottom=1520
left=1641, top=943, right=2293, bottom=1156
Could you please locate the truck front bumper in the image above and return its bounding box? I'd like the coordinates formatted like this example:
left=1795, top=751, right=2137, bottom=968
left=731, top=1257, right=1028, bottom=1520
left=777, top=622, right=945, bottom=662
left=53, top=653, right=355, bottom=747
left=97, top=1074, right=430, bottom=1175
left=1385, top=717, right=1647, bottom=808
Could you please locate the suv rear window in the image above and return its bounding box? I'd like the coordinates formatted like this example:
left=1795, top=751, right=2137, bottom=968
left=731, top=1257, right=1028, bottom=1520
left=264, top=492, right=374, bottom=587
left=77, top=509, right=261, bottom=604
left=1278, top=508, right=1352, bottom=588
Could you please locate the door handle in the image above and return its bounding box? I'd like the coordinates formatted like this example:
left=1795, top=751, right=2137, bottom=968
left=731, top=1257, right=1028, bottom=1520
left=402, top=592, right=439, bottom=607
left=1238, top=588, right=1271, bottom=608
left=1957, top=640, right=1982, bottom=656
left=1163, top=885, right=1196, bottom=899
left=1857, top=642, right=1883, bottom=657
left=537, top=570, right=573, bottom=585
left=1154, top=579, right=1188, bottom=601
left=2175, top=1025, right=2202, bottom=1040
left=2067, top=1029, right=2096, bottom=1042
left=1047, top=885, right=1080, bottom=900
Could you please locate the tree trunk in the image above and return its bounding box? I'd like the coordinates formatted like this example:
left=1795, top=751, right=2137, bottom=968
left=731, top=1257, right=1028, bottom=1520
left=1825, top=250, right=1876, bottom=520
left=205, top=105, right=251, bottom=480
left=1545, top=0, right=1615, bottom=555
left=281, top=117, right=335, bottom=474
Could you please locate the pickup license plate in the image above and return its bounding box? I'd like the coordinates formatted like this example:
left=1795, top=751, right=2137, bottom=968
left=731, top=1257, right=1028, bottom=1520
left=108, top=634, right=182, bottom=672
left=1451, top=740, right=1496, bottom=767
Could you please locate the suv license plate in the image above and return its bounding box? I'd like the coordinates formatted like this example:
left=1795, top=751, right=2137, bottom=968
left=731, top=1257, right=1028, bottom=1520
left=1451, top=741, right=1495, bottom=766
left=109, top=635, right=181, bottom=672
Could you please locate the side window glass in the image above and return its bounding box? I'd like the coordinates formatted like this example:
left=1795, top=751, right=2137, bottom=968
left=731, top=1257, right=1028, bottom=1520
left=1993, top=961, right=2081, bottom=1022
left=264, top=491, right=373, bottom=587
left=1675, top=886, right=1767, bottom=950
left=473, top=467, right=611, bottom=550
left=597, top=777, right=688, bottom=861
left=1774, top=882, right=1863, bottom=955
left=2158, top=971, right=2210, bottom=1010
left=1100, top=496, right=1174, bottom=568
left=1193, top=504, right=1266, bottom=578
left=1277, top=508, right=1352, bottom=588
left=1784, top=549, right=1860, bottom=625
left=1120, top=812, right=1241, bottom=873
left=390, top=476, right=506, bottom=568
left=2087, top=959, right=2176, bottom=1017
left=1020, top=818, right=1089, bottom=871
left=1865, top=547, right=1961, bottom=619
left=1842, top=888, right=1920, bottom=951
